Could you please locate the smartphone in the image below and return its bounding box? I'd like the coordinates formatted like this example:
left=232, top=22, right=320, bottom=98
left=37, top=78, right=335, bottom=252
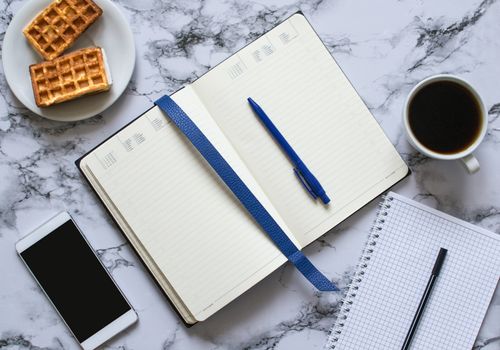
left=16, top=212, right=137, bottom=350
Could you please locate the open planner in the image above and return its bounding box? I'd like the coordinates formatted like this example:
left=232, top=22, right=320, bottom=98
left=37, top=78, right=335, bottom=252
left=326, top=192, right=500, bottom=350
left=77, top=14, right=409, bottom=324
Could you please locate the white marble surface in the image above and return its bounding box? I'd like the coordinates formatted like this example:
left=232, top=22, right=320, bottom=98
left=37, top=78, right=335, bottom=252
left=1, top=0, right=499, bottom=349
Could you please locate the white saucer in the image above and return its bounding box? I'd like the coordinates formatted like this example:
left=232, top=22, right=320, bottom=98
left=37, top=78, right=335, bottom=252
left=2, top=0, right=135, bottom=122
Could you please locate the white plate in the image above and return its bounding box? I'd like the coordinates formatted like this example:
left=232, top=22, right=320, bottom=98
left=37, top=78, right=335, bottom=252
left=2, top=0, right=135, bottom=121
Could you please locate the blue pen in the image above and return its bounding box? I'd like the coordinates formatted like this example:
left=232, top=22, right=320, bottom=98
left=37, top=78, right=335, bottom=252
left=247, top=97, right=330, bottom=204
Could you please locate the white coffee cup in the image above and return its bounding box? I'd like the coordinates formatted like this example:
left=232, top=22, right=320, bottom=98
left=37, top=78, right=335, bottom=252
left=403, top=74, right=487, bottom=174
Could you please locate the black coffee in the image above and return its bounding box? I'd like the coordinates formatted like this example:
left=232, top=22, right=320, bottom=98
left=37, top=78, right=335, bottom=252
left=408, top=80, right=482, bottom=154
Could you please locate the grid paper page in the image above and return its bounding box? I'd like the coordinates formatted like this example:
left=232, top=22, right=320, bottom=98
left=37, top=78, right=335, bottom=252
left=327, top=192, right=500, bottom=350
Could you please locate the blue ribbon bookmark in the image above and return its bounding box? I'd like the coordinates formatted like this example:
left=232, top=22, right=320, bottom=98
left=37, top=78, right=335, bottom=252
left=155, top=95, right=337, bottom=292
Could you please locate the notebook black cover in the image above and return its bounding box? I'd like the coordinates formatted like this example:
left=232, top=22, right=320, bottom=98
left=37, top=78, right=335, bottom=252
left=75, top=11, right=410, bottom=326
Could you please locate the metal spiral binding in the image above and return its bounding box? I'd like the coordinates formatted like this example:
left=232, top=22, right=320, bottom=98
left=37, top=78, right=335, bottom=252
left=326, top=195, right=394, bottom=349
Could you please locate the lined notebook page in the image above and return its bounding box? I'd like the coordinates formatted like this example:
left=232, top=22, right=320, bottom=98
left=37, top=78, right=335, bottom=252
left=327, top=192, right=500, bottom=350
left=81, top=158, right=194, bottom=323
left=192, top=14, right=408, bottom=247
left=81, top=86, right=296, bottom=321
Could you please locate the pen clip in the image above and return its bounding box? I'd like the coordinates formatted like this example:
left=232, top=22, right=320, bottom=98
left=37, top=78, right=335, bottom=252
left=294, top=168, right=318, bottom=200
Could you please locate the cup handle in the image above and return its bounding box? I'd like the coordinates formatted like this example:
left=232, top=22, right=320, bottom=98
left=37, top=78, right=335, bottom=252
left=460, top=154, right=480, bottom=174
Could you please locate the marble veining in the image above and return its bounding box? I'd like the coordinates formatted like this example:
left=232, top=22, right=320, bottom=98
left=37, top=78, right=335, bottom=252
left=1, top=0, right=499, bottom=349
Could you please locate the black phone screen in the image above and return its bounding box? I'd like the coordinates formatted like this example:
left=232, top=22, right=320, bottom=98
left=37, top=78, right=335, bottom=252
left=20, top=220, right=131, bottom=342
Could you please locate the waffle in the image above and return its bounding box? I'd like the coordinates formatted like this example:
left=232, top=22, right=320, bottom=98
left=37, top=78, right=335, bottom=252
left=23, top=0, right=102, bottom=60
left=29, top=47, right=112, bottom=107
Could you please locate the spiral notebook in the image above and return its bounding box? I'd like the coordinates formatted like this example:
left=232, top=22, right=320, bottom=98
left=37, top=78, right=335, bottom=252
left=326, top=192, right=500, bottom=350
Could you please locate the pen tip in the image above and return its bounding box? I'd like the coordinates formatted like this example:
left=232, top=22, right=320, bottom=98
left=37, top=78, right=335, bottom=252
left=248, top=97, right=260, bottom=110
